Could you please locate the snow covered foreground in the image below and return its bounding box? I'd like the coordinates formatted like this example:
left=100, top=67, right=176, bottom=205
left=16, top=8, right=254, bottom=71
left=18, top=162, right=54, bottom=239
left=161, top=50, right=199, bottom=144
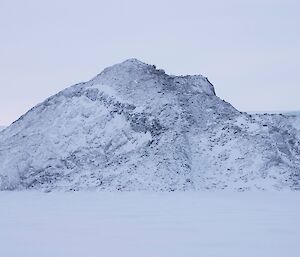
left=1, top=192, right=299, bottom=257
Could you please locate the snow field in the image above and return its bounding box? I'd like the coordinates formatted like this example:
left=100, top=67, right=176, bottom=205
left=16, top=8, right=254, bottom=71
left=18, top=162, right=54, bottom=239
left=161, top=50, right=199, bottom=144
left=0, top=192, right=299, bottom=257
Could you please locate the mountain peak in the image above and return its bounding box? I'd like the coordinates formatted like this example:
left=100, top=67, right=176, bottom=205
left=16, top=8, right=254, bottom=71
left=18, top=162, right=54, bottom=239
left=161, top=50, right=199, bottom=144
left=120, top=58, right=149, bottom=66
left=92, top=59, right=215, bottom=97
left=98, top=58, right=157, bottom=76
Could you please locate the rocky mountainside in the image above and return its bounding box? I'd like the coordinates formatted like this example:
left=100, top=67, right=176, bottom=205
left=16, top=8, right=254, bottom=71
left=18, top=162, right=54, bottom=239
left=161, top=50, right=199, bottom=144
left=0, top=59, right=300, bottom=191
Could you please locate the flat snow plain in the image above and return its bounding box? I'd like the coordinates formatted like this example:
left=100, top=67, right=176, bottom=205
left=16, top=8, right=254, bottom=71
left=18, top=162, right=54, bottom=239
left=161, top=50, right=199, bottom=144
left=0, top=192, right=299, bottom=257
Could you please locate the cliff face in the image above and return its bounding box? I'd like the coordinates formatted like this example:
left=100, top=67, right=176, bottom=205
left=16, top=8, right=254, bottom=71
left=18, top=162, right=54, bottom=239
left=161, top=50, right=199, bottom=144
left=0, top=59, right=299, bottom=191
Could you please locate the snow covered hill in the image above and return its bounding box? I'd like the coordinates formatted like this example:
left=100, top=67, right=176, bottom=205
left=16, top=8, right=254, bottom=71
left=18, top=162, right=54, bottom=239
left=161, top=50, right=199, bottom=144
left=0, top=59, right=300, bottom=191
left=0, top=126, right=5, bottom=132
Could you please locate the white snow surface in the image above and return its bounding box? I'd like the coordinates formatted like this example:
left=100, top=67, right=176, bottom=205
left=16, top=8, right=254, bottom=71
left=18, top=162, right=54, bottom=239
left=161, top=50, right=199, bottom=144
left=0, top=126, right=5, bottom=132
left=0, top=58, right=300, bottom=191
left=0, top=192, right=299, bottom=257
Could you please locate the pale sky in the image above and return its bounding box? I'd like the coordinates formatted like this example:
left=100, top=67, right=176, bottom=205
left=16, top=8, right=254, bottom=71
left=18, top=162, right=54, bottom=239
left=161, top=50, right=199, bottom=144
left=0, top=0, right=299, bottom=125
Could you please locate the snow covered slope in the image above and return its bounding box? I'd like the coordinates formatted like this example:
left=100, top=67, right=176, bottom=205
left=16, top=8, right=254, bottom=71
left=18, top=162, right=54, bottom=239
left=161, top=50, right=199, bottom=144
left=0, top=126, right=5, bottom=132
left=0, top=59, right=300, bottom=191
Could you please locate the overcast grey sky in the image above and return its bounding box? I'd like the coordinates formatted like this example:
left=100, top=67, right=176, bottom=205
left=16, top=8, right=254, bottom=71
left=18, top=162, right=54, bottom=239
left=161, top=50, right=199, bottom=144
left=0, top=0, right=299, bottom=125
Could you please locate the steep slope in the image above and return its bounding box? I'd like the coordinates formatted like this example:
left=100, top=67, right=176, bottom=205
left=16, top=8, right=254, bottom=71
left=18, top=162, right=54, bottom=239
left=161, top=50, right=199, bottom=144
left=0, top=59, right=299, bottom=191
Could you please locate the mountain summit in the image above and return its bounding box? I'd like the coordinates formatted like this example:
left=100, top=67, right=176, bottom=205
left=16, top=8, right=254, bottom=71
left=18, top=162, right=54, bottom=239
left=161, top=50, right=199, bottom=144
left=0, top=59, right=299, bottom=191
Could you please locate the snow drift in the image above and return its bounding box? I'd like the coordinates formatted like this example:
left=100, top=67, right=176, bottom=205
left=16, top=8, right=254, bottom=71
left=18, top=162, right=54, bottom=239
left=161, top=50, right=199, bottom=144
left=0, top=59, right=300, bottom=191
